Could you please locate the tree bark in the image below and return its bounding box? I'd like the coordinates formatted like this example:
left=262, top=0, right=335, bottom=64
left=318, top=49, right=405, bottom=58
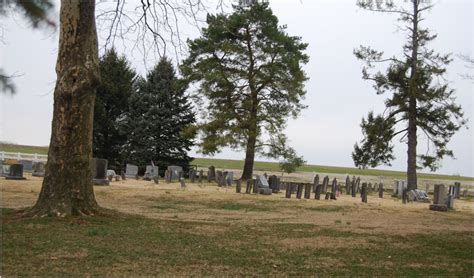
left=28, top=0, right=100, bottom=217
left=407, top=0, right=419, bottom=190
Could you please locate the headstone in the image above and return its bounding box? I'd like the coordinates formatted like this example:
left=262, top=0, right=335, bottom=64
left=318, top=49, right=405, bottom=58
left=453, top=182, right=461, bottom=199
left=180, top=178, right=186, bottom=188
left=368, top=182, right=373, bottom=192
left=269, top=175, right=280, bottom=193
left=218, top=172, right=227, bottom=187
left=225, top=172, right=234, bottom=186
left=216, top=171, right=223, bottom=185
left=91, top=158, right=110, bottom=186
left=430, top=185, right=448, bottom=211
left=125, top=164, right=138, bottom=178
left=315, top=184, right=322, bottom=200
left=0, top=164, right=10, bottom=177
left=107, top=169, right=116, bottom=182
left=256, top=175, right=272, bottom=195
left=145, top=165, right=159, bottom=179
left=246, top=179, right=253, bottom=194
left=445, top=195, right=455, bottom=209
left=463, top=189, right=468, bottom=198
left=312, top=174, right=319, bottom=193
left=5, top=164, right=26, bottom=180
left=351, top=178, right=356, bottom=197
left=361, top=183, right=368, bottom=203
left=252, top=179, right=258, bottom=194
left=331, top=178, right=337, bottom=194
left=190, top=169, right=196, bottom=183
left=378, top=183, right=384, bottom=198
left=19, top=160, right=33, bottom=172
left=199, top=169, right=203, bottom=183
left=304, top=184, right=311, bottom=199
left=285, top=183, right=292, bottom=198
left=32, top=162, right=46, bottom=177
left=167, top=165, right=183, bottom=180
left=208, top=166, right=216, bottom=181
left=236, top=180, right=242, bottom=193
left=165, top=170, right=172, bottom=183
left=355, top=177, right=361, bottom=193
left=345, top=175, right=351, bottom=195
left=296, top=184, right=304, bottom=199
left=322, top=176, right=329, bottom=193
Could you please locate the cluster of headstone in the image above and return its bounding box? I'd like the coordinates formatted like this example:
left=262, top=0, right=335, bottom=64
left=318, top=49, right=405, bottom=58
left=1, top=160, right=47, bottom=180
left=205, top=166, right=235, bottom=187
left=2, top=163, right=27, bottom=180
left=237, top=174, right=275, bottom=195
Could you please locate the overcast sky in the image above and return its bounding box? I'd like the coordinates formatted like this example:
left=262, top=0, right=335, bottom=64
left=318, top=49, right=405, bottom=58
left=0, top=0, right=473, bottom=176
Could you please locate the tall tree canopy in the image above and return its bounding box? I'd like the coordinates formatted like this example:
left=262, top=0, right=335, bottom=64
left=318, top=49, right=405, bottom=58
left=125, top=58, right=196, bottom=170
left=353, top=0, right=466, bottom=190
left=93, top=49, right=136, bottom=171
left=181, top=2, right=309, bottom=179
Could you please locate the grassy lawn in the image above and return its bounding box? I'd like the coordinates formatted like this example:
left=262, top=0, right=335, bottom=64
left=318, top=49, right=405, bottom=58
left=1, top=207, right=472, bottom=276
left=1, top=143, right=472, bottom=181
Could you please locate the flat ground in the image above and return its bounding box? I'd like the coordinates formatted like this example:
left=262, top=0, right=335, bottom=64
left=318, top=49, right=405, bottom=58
left=1, top=174, right=473, bottom=276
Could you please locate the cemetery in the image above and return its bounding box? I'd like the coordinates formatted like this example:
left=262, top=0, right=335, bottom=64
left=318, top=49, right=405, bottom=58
left=1, top=161, right=473, bottom=276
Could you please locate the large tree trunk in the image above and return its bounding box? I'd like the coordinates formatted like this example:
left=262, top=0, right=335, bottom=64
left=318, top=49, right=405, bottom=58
left=28, top=0, right=100, bottom=217
left=241, top=131, right=257, bottom=180
left=407, top=0, right=419, bottom=190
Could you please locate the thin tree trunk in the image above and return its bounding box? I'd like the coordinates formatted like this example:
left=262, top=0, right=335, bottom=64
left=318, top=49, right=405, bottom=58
left=28, top=0, right=100, bottom=217
left=407, top=0, right=419, bottom=190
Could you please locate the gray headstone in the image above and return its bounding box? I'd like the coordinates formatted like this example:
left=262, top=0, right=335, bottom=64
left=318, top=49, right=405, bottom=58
left=256, top=175, right=270, bottom=189
left=315, top=184, right=322, bottom=200
left=433, top=184, right=446, bottom=205
left=125, top=164, right=138, bottom=178
left=285, top=182, right=292, bottom=198
left=313, top=174, right=319, bottom=193
left=225, top=172, right=234, bottom=186
left=216, top=170, right=223, bottom=185
left=322, top=176, right=329, bottom=193
left=32, top=162, right=46, bottom=177
left=361, top=183, right=368, bottom=203
left=378, top=183, right=384, bottom=198
left=269, top=175, right=280, bottom=193
left=199, top=169, right=203, bottom=183
left=236, top=179, right=242, bottom=193
left=0, top=164, right=10, bottom=177
left=145, top=165, right=159, bottom=178
left=208, top=166, right=216, bottom=181
left=345, top=175, right=351, bottom=194
left=91, top=158, right=109, bottom=186
left=5, top=164, right=26, bottom=180
left=453, top=182, right=461, bottom=199
left=168, top=165, right=183, bottom=180
left=304, top=184, right=311, bottom=199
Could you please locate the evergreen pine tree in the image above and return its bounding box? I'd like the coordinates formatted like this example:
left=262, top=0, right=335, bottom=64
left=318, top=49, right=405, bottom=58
left=126, top=58, right=196, bottom=171
left=93, top=49, right=136, bottom=171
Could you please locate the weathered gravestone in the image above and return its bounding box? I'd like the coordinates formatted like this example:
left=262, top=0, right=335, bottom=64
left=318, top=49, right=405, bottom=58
left=378, top=183, right=384, bottom=198
left=361, top=183, right=368, bottom=203
left=91, top=158, right=110, bottom=186
left=125, top=164, right=138, bottom=179
left=218, top=171, right=227, bottom=187
left=402, top=188, right=409, bottom=204
left=189, top=169, right=196, bottom=183
left=256, top=175, right=272, bottom=195
left=180, top=178, right=186, bottom=189
left=462, top=189, right=468, bottom=198
left=322, top=176, right=329, bottom=193
left=304, top=183, right=312, bottom=199
left=32, top=162, right=46, bottom=177
left=355, top=177, right=361, bottom=193
left=208, top=166, right=216, bottom=181
left=294, top=184, right=303, bottom=199
left=351, top=178, right=357, bottom=198
left=0, top=164, right=10, bottom=177
left=226, top=172, right=234, bottom=186
left=236, top=179, right=242, bottom=193
left=430, top=184, right=448, bottom=212
left=167, top=165, right=183, bottom=181
left=216, top=171, right=223, bottom=185
left=252, top=179, right=258, bottom=194
left=393, top=180, right=406, bottom=198
left=107, top=170, right=116, bottom=182
left=269, top=175, right=280, bottom=193
left=453, top=182, right=461, bottom=199
left=145, top=165, right=159, bottom=180
left=331, top=178, right=338, bottom=195
left=164, top=170, right=171, bottom=183
left=5, top=164, right=26, bottom=180
left=314, top=184, right=322, bottom=200
left=368, top=182, right=373, bottom=192
left=199, top=169, right=203, bottom=183
left=312, top=174, right=319, bottom=193
left=345, top=175, right=351, bottom=195
left=285, top=183, right=292, bottom=198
